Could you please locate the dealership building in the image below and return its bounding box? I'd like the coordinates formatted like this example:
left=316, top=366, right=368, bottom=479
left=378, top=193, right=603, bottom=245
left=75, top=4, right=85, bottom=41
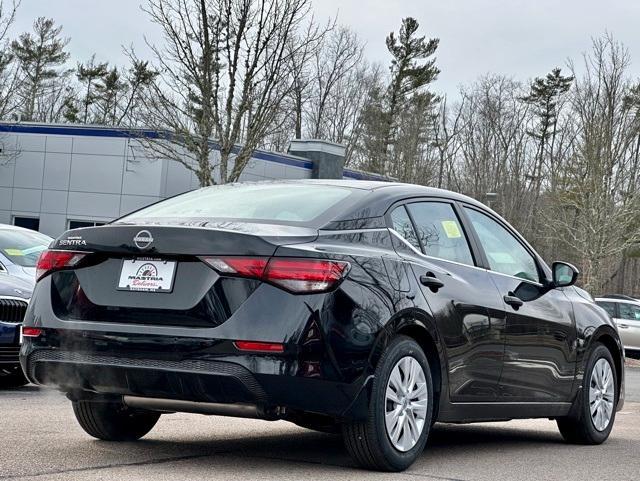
left=0, top=122, right=383, bottom=237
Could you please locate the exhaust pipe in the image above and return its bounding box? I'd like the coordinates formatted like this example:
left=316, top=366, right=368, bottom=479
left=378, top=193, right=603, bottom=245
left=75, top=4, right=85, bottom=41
left=123, top=396, right=265, bottom=418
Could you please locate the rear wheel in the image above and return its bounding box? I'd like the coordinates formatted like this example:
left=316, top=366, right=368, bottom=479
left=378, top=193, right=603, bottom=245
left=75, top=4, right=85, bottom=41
left=343, top=336, right=433, bottom=471
left=556, top=343, right=617, bottom=444
left=72, top=399, right=160, bottom=441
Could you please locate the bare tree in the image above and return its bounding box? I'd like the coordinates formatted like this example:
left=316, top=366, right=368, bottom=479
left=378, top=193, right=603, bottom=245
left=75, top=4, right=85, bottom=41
left=306, top=25, right=362, bottom=139
left=544, top=35, right=640, bottom=291
left=136, top=0, right=324, bottom=186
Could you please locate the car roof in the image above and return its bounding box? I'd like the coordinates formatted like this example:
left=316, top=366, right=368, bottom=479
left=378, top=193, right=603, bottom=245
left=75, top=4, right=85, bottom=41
left=595, top=297, right=640, bottom=305
left=264, top=180, right=489, bottom=219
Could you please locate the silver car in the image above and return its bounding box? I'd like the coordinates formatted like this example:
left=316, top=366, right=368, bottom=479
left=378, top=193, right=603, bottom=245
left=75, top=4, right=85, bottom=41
left=0, top=224, right=52, bottom=285
left=595, top=296, right=640, bottom=352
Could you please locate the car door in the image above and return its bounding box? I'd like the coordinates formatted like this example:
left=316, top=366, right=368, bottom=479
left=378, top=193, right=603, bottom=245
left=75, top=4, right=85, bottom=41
left=461, top=206, right=576, bottom=402
left=616, top=302, right=640, bottom=351
left=388, top=200, right=506, bottom=402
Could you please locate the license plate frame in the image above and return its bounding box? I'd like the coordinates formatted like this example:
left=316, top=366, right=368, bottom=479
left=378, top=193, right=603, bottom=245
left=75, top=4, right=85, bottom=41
left=117, top=258, right=177, bottom=293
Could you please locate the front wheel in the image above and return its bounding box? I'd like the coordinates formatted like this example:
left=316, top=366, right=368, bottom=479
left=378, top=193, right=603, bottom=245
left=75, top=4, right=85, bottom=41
left=72, top=399, right=161, bottom=441
left=343, top=335, right=433, bottom=471
left=557, top=343, right=617, bottom=444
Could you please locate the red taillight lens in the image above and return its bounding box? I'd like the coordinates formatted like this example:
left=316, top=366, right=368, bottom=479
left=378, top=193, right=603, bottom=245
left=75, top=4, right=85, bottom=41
left=200, top=257, right=349, bottom=293
left=21, top=327, right=42, bottom=338
left=234, top=341, right=284, bottom=353
left=202, top=257, right=269, bottom=278
left=264, top=259, right=349, bottom=293
left=36, top=250, right=87, bottom=281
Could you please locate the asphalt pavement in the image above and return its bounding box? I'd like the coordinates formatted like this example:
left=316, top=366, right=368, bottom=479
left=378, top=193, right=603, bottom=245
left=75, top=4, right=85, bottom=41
left=1, top=368, right=639, bottom=481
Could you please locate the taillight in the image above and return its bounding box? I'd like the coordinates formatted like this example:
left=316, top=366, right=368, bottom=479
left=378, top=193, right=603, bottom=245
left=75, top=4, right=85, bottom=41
left=234, top=341, right=284, bottom=353
left=200, top=257, right=349, bottom=293
left=21, top=327, right=42, bottom=338
left=36, top=250, right=87, bottom=281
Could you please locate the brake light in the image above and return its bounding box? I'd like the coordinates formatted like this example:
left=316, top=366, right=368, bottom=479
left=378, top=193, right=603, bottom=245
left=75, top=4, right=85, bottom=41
left=21, top=327, right=42, bottom=338
left=36, top=250, right=87, bottom=281
left=234, top=341, right=284, bottom=353
left=200, top=257, right=349, bottom=293
left=264, top=259, right=349, bottom=293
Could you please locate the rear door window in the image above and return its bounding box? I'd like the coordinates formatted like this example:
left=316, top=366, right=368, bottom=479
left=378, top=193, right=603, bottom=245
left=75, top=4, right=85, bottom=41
left=405, top=202, right=475, bottom=266
left=596, top=301, right=617, bottom=318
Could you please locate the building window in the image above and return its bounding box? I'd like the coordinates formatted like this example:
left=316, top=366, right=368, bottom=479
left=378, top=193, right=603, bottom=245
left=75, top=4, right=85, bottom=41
left=13, top=216, right=40, bottom=231
left=68, top=220, right=106, bottom=230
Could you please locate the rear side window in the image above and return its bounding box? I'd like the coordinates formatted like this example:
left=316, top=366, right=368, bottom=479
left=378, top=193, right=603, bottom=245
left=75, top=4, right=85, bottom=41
left=596, top=301, right=617, bottom=318
left=390, top=206, right=421, bottom=250
left=405, top=202, right=475, bottom=266
left=619, top=303, right=640, bottom=321
left=122, top=184, right=360, bottom=225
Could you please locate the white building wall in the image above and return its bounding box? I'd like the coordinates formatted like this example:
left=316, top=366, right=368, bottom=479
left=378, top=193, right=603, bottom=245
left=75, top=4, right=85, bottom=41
left=0, top=124, right=325, bottom=236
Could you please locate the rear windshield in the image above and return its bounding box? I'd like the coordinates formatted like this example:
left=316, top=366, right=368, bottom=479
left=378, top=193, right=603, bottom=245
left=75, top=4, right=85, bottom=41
left=121, top=183, right=360, bottom=225
left=0, top=229, right=52, bottom=267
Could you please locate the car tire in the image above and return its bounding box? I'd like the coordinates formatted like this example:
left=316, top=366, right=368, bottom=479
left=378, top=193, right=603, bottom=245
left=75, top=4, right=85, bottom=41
left=0, top=369, right=29, bottom=388
left=343, top=335, right=433, bottom=471
left=556, top=343, right=617, bottom=444
left=72, top=399, right=161, bottom=441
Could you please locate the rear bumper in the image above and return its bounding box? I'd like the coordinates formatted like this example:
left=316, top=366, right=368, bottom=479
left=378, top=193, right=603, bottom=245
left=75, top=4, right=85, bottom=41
left=21, top=342, right=370, bottom=420
left=0, top=345, right=21, bottom=367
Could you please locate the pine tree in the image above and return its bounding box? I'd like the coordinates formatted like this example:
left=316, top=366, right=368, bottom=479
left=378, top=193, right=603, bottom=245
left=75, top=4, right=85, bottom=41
left=382, top=18, right=439, bottom=166
left=11, top=17, right=70, bottom=121
left=77, top=54, right=108, bottom=123
left=521, top=68, right=573, bottom=191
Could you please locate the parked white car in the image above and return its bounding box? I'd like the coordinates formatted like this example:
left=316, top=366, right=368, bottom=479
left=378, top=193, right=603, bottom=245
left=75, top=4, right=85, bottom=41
left=595, top=295, right=640, bottom=353
left=0, top=224, right=52, bottom=286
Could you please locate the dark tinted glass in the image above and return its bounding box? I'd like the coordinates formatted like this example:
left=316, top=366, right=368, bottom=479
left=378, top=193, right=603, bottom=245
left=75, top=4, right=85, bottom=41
left=596, top=301, right=617, bottom=317
left=390, top=206, right=420, bottom=250
left=406, top=202, right=474, bottom=266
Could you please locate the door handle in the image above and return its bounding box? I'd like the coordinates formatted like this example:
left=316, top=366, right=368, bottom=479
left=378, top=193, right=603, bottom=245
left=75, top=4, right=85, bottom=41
left=618, top=324, right=629, bottom=329
left=503, top=292, right=523, bottom=309
left=420, top=272, right=444, bottom=292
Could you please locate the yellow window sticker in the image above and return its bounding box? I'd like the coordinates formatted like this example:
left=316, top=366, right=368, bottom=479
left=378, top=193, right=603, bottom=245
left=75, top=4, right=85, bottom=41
left=441, top=221, right=461, bottom=238
left=4, top=248, right=24, bottom=256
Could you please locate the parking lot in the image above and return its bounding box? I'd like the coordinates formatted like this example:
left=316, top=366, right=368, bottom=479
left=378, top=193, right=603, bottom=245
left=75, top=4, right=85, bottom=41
left=0, top=367, right=638, bottom=481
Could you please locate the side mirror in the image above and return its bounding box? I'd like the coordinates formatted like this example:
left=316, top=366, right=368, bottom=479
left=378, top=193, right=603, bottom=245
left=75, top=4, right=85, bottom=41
left=551, top=261, right=579, bottom=288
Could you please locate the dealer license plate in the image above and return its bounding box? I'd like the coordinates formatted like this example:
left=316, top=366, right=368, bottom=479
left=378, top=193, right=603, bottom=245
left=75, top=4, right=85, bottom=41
left=117, top=258, right=177, bottom=293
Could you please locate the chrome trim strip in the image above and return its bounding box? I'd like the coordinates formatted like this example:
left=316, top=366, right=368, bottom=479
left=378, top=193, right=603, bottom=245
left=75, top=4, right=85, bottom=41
left=388, top=229, right=487, bottom=273
left=318, top=228, right=388, bottom=235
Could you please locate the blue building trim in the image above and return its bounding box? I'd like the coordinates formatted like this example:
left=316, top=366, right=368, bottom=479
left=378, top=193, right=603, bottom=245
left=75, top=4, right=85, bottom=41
left=0, top=122, right=385, bottom=180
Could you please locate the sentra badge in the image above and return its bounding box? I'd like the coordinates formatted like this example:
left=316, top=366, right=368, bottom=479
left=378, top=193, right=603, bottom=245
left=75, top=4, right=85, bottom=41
left=59, top=236, right=87, bottom=247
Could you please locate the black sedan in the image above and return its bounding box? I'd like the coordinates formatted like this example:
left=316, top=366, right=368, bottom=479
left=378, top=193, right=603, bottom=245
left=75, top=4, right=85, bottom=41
left=20, top=181, right=624, bottom=471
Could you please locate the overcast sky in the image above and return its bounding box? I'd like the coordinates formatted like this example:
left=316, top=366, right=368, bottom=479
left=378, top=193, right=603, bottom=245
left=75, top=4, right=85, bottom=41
left=10, top=0, right=640, bottom=98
